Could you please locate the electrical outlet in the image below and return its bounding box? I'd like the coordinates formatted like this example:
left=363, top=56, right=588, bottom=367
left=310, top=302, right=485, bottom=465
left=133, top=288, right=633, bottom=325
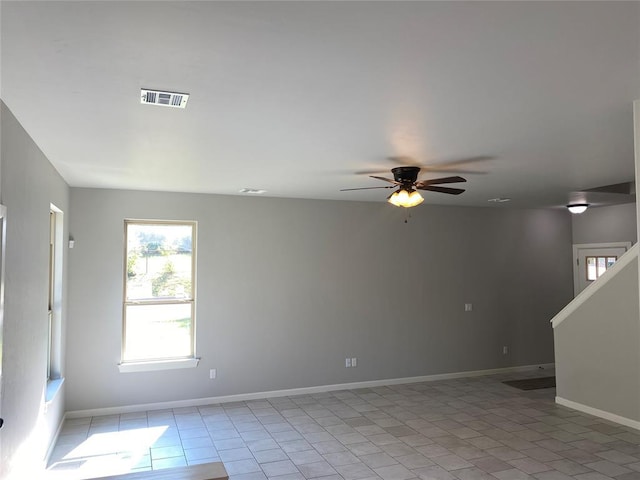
left=502, top=346, right=508, bottom=355
left=351, top=357, right=357, bottom=367
left=345, top=358, right=351, bottom=368
left=209, top=368, right=217, bottom=379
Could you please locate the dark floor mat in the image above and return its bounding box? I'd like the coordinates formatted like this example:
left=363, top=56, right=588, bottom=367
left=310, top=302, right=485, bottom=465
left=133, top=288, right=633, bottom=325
left=503, top=376, right=556, bottom=390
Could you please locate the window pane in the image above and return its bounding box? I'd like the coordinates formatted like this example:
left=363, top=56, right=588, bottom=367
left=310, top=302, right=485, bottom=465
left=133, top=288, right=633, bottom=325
left=597, top=257, right=606, bottom=277
left=126, top=223, right=193, bottom=300
left=124, top=303, right=192, bottom=361
left=586, top=257, right=597, bottom=281
left=606, top=257, right=617, bottom=268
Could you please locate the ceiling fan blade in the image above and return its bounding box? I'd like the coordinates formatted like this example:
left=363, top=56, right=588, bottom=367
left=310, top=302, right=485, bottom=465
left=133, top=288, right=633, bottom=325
left=427, top=155, right=493, bottom=168
left=340, top=186, right=395, bottom=191
left=355, top=155, right=492, bottom=176
left=369, top=175, right=399, bottom=185
left=388, top=155, right=493, bottom=174
left=415, top=176, right=467, bottom=187
left=418, top=185, right=466, bottom=195
left=358, top=167, right=485, bottom=175
left=388, top=156, right=421, bottom=166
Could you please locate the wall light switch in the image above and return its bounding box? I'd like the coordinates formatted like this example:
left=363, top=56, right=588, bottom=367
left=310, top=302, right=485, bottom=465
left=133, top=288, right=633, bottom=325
left=345, top=358, right=352, bottom=368
left=465, top=303, right=473, bottom=312
left=502, top=346, right=508, bottom=355
left=209, top=368, right=217, bottom=379
left=351, top=357, right=357, bottom=367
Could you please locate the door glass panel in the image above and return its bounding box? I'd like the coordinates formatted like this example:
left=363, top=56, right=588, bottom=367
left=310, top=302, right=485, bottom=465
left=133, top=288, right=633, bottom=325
left=586, top=256, right=618, bottom=282
left=597, top=257, right=606, bottom=277
left=575, top=244, right=629, bottom=296
left=586, top=257, right=597, bottom=281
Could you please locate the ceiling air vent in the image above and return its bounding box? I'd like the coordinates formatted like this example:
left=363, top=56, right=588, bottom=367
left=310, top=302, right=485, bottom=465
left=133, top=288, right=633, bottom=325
left=239, top=188, right=267, bottom=194
left=141, top=89, right=189, bottom=109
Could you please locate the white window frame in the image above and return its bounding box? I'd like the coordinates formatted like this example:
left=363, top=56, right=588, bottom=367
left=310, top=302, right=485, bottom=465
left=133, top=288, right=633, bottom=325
left=119, top=219, right=199, bottom=372
left=46, top=205, right=65, bottom=404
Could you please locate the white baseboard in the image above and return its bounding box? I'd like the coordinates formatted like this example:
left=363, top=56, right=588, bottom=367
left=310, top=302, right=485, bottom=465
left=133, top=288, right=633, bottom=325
left=43, top=411, right=67, bottom=468
left=66, top=363, right=555, bottom=419
left=556, top=396, right=640, bottom=431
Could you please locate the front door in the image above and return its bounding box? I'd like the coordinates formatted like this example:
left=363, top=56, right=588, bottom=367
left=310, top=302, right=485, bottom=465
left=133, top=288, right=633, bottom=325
left=573, top=242, right=631, bottom=295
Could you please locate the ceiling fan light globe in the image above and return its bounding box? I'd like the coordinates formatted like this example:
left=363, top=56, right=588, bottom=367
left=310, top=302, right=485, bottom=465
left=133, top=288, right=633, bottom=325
left=387, top=189, right=423, bottom=208
left=387, top=191, right=402, bottom=207
left=406, top=190, right=424, bottom=207
left=567, top=204, right=589, bottom=214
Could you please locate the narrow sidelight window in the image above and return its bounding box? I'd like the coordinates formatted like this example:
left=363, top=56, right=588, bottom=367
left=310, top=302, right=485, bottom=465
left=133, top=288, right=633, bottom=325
left=47, top=211, right=55, bottom=379
left=48, top=205, right=64, bottom=382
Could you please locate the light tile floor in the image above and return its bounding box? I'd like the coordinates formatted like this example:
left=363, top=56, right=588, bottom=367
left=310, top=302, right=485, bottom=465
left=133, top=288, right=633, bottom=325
left=45, top=370, right=640, bottom=480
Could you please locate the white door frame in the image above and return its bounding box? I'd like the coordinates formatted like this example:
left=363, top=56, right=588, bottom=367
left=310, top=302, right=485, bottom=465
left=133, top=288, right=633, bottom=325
left=572, top=242, right=632, bottom=296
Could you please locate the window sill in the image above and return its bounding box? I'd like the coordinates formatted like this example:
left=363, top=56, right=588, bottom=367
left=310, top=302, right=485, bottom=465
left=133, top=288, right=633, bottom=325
left=45, top=377, right=65, bottom=404
left=118, top=357, right=200, bottom=373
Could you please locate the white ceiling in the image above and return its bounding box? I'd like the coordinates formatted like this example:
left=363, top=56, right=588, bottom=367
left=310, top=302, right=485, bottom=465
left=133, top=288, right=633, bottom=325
left=1, top=1, right=639, bottom=209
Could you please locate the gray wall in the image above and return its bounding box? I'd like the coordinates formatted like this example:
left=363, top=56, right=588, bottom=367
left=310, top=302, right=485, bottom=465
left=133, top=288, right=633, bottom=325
left=66, top=188, right=573, bottom=412
left=0, top=102, right=70, bottom=478
left=554, top=253, right=640, bottom=423
left=571, top=203, right=637, bottom=245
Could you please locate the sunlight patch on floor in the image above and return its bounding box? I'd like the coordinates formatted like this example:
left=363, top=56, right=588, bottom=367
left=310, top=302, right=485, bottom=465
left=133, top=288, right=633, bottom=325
left=45, top=426, right=167, bottom=479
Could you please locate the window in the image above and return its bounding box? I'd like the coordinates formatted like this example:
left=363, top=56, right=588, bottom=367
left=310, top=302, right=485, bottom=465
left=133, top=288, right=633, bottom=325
left=586, top=256, right=617, bottom=281
left=47, top=205, right=64, bottom=403
left=48, top=211, right=55, bottom=380
left=123, top=220, right=196, bottom=364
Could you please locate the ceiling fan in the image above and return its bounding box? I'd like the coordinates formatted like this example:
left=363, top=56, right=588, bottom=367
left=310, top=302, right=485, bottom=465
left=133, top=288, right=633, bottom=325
left=355, top=155, right=492, bottom=176
left=341, top=166, right=466, bottom=208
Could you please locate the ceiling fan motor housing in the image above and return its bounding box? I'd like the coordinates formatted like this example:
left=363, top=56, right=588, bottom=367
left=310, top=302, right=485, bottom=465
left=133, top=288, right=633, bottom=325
left=392, top=166, right=420, bottom=188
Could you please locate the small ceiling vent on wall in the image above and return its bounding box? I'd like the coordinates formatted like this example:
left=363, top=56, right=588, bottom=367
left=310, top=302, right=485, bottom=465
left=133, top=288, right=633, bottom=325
left=141, top=89, right=189, bottom=108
